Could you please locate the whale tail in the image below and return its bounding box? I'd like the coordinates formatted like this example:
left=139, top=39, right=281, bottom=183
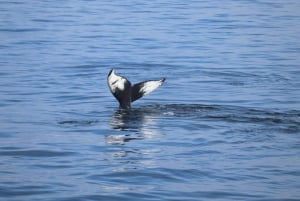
left=107, top=69, right=165, bottom=109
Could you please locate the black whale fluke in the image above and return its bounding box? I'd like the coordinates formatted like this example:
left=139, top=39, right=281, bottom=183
left=107, top=69, right=165, bottom=109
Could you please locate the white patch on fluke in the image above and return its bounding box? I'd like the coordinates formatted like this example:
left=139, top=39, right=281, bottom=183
left=139, top=79, right=165, bottom=95
left=108, top=70, right=126, bottom=93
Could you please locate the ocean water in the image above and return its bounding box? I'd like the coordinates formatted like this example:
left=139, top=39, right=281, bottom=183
left=0, top=1, right=300, bottom=201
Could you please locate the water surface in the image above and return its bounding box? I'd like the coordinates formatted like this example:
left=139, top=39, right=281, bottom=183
left=0, top=1, right=300, bottom=201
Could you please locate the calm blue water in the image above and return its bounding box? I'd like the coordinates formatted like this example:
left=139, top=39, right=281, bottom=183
left=1, top=1, right=300, bottom=200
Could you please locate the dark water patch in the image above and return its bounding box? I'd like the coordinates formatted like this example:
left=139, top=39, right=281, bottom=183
left=0, top=28, right=44, bottom=32
left=89, top=170, right=179, bottom=184
left=34, top=164, right=73, bottom=169
left=148, top=104, right=299, bottom=123
left=0, top=146, right=25, bottom=151
left=0, top=150, right=75, bottom=157
left=188, top=190, right=264, bottom=200
left=32, top=18, right=76, bottom=24
left=0, top=185, right=53, bottom=197
left=58, top=120, right=99, bottom=127
left=88, top=167, right=201, bottom=184
left=58, top=194, right=145, bottom=201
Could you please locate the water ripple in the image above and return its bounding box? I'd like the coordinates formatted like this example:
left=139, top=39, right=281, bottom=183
left=0, top=150, right=75, bottom=157
left=1, top=0, right=300, bottom=200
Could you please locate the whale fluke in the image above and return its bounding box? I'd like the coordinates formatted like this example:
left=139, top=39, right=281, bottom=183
left=107, top=69, right=165, bottom=109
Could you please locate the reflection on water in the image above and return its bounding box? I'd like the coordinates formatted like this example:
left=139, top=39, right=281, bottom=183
left=110, top=109, right=146, bottom=131
left=106, top=107, right=164, bottom=172
left=107, top=107, right=162, bottom=144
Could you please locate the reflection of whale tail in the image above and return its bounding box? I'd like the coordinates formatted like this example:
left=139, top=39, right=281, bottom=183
left=107, top=69, right=165, bottom=109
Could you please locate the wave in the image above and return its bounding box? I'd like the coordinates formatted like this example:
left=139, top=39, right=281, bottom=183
left=58, top=104, right=299, bottom=134
left=110, top=104, right=299, bottom=126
